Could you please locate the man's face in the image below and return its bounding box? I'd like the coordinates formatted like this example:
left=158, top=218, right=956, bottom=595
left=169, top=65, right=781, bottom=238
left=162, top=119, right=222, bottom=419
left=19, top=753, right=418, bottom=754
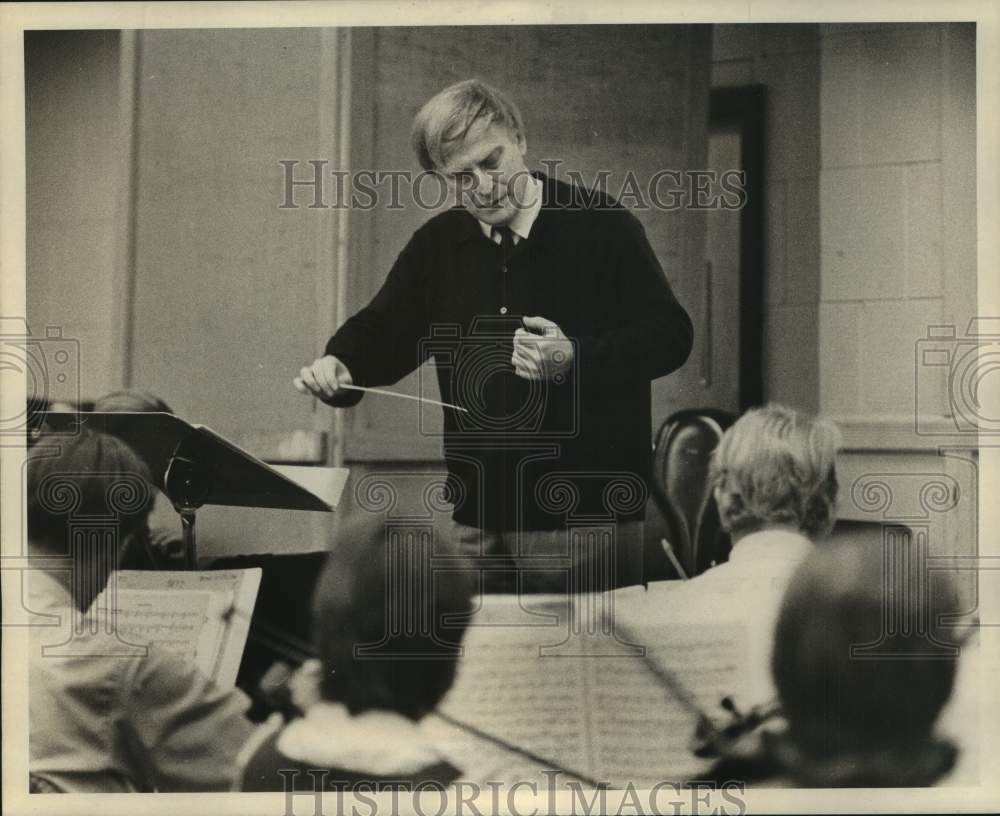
left=439, top=119, right=531, bottom=226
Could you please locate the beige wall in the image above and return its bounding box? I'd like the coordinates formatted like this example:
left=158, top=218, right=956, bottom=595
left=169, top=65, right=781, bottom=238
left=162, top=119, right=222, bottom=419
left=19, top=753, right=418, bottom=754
left=709, top=22, right=976, bottom=424
left=127, top=28, right=339, bottom=439
left=710, top=23, right=978, bottom=567
left=818, top=23, right=979, bottom=575
left=25, top=30, right=131, bottom=403
left=818, top=23, right=976, bottom=420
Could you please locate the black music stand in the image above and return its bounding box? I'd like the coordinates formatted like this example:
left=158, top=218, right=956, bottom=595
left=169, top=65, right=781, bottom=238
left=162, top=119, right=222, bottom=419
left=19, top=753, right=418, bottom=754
left=42, top=412, right=334, bottom=568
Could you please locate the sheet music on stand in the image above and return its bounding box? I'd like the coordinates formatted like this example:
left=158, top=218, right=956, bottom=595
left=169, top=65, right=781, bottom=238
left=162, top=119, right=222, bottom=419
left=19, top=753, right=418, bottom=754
left=100, top=568, right=262, bottom=688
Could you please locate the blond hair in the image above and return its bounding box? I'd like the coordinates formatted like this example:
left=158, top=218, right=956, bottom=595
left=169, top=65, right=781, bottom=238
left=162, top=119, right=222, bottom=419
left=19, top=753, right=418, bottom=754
left=411, top=79, right=525, bottom=171
left=710, top=404, right=841, bottom=539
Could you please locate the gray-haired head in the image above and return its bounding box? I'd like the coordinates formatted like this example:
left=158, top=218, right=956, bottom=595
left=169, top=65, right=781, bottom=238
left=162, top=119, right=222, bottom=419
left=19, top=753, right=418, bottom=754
left=710, top=403, right=842, bottom=540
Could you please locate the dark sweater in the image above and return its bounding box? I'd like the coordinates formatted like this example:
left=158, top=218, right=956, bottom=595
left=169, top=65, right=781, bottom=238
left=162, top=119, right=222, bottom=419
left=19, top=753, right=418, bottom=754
left=327, top=173, right=693, bottom=530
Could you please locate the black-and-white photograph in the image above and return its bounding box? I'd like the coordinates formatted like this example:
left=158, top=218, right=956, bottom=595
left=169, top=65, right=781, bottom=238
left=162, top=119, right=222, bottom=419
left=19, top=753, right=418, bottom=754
left=2, top=2, right=997, bottom=814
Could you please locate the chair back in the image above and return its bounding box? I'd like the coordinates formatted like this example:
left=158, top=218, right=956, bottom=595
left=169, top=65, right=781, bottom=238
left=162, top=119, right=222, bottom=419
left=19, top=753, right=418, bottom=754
left=650, top=408, right=735, bottom=577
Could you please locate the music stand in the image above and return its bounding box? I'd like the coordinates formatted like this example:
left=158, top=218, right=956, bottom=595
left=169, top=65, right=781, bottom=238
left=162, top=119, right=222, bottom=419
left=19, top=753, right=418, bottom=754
left=42, top=412, right=335, bottom=568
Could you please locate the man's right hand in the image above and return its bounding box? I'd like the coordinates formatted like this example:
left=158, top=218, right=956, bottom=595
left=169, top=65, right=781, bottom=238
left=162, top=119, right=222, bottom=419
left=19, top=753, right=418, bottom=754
left=294, top=355, right=354, bottom=403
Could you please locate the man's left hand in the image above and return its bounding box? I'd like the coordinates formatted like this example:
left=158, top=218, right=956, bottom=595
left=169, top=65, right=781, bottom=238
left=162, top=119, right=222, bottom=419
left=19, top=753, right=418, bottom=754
left=512, top=316, right=574, bottom=382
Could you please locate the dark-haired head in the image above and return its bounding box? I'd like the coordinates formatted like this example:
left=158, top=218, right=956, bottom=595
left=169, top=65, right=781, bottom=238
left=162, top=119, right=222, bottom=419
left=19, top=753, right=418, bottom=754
left=28, top=430, right=155, bottom=606
left=771, top=537, right=963, bottom=785
left=311, top=512, right=474, bottom=720
left=93, top=389, right=173, bottom=415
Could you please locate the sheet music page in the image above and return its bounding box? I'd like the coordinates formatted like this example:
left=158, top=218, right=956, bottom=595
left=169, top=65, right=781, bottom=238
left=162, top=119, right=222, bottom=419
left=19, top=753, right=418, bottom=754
left=613, top=579, right=778, bottom=707
left=421, top=713, right=559, bottom=790
left=588, top=620, right=749, bottom=787
left=113, top=568, right=245, bottom=594
left=438, top=589, right=748, bottom=788
left=109, top=589, right=226, bottom=679
left=438, top=598, right=594, bottom=781
left=102, top=569, right=261, bottom=687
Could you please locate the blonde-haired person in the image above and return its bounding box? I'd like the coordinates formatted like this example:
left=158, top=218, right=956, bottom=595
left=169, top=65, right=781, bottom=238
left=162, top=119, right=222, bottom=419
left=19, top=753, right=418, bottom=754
left=410, top=78, right=527, bottom=174
left=622, top=404, right=842, bottom=712
left=704, top=404, right=841, bottom=698
left=711, top=402, right=841, bottom=543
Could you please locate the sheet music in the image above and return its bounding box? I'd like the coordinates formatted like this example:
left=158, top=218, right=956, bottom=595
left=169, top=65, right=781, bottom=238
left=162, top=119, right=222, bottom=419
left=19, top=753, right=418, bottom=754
left=437, top=594, right=747, bottom=788
left=441, top=627, right=594, bottom=779
left=614, top=578, right=782, bottom=707
left=101, top=569, right=261, bottom=687
left=113, top=568, right=249, bottom=595
left=593, top=621, right=749, bottom=786
left=421, top=713, right=559, bottom=789
left=111, top=589, right=226, bottom=676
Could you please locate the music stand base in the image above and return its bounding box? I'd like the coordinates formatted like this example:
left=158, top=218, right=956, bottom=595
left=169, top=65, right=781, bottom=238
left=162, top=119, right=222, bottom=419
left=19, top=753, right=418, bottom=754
left=179, top=508, right=197, bottom=570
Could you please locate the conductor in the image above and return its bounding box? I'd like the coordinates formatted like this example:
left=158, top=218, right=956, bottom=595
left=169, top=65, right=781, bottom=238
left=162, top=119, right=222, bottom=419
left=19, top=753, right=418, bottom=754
left=295, top=79, right=693, bottom=591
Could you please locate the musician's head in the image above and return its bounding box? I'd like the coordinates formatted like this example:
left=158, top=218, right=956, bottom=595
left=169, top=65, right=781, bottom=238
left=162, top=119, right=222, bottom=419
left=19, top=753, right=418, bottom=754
left=411, top=79, right=533, bottom=228
left=27, top=429, right=155, bottom=608
left=312, top=510, right=474, bottom=720
left=94, top=388, right=173, bottom=415
left=710, top=404, right=841, bottom=542
left=771, top=536, right=963, bottom=786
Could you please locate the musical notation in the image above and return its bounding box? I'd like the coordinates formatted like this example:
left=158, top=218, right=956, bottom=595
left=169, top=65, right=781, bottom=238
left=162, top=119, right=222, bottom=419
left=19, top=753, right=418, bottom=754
left=433, top=597, right=750, bottom=789
left=111, top=589, right=225, bottom=668
left=96, top=569, right=261, bottom=687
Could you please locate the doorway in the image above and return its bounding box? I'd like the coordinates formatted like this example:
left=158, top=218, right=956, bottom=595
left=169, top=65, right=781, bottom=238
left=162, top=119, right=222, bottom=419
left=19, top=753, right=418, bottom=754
left=706, top=84, right=765, bottom=412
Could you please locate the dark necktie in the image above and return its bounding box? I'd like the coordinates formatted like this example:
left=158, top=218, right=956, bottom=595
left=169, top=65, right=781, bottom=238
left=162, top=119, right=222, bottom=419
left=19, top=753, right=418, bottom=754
left=492, top=225, right=516, bottom=257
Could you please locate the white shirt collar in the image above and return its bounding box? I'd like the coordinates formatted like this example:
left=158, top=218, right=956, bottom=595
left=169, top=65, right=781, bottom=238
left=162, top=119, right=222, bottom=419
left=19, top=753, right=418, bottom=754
left=728, top=528, right=814, bottom=565
left=276, top=700, right=445, bottom=774
left=478, top=175, right=543, bottom=243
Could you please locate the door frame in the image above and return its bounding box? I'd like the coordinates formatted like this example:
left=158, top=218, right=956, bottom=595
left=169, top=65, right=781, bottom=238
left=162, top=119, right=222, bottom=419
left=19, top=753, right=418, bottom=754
left=709, top=85, right=765, bottom=411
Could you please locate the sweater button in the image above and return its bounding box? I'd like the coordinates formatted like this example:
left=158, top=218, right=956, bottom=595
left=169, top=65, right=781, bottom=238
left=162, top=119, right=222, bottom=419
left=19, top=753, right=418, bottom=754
left=499, top=306, right=508, bottom=315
